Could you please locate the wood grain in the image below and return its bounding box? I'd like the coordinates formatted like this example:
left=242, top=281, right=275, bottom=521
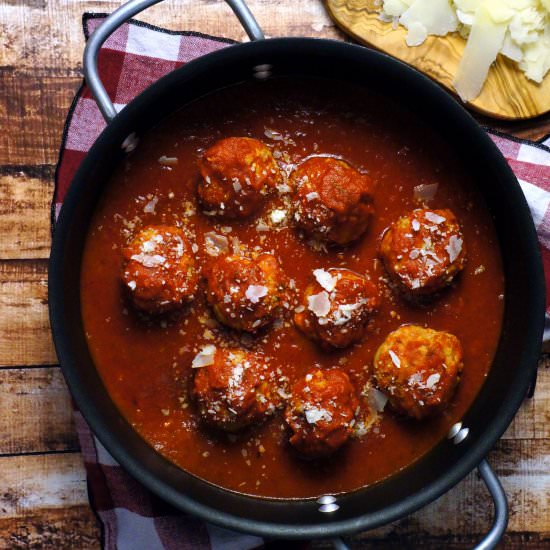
left=325, top=0, right=550, bottom=121
left=0, top=453, right=100, bottom=549
left=503, top=359, right=550, bottom=441
left=0, top=0, right=341, bottom=74
left=364, top=440, right=550, bottom=536
left=0, top=367, right=77, bottom=454
left=0, top=453, right=88, bottom=517
left=0, top=507, right=101, bottom=550
left=0, top=167, right=53, bottom=260
left=0, top=260, right=57, bottom=367
left=0, top=74, right=81, bottom=165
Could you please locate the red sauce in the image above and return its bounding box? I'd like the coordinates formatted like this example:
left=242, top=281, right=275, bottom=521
left=80, top=79, right=504, bottom=498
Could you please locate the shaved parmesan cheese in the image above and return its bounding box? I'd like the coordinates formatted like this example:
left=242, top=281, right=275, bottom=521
left=307, top=291, right=331, bottom=317
left=424, top=211, right=446, bottom=224
left=264, top=128, right=284, bottom=141
left=130, top=253, right=165, bottom=268
left=270, top=209, right=286, bottom=224
left=406, top=21, right=428, bottom=46
left=368, top=387, right=389, bottom=412
left=256, top=219, right=269, bottom=232
left=245, top=285, right=268, bottom=304
left=158, top=155, right=178, bottom=166
left=400, top=0, right=458, bottom=38
left=306, top=191, right=320, bottom=201
left=454, top=5, right=507, bottom=101
left=143, top=196, right=158, bottom=213
left=389, top=349, right=401, bottom=368
left=383, top=0, right=410, bottom=17
left=204, top=232, right=229, bottom=256
left=313, top=268, right=338, bottom=292
left=501, top=32, right=523, bottom=62
left=380, top=0, right=550, bottom=101
left=192, top=345, right=216, bottom=368
left=414, top=183, right=438, bottom=202
left=305, top=407, right=332, bottom=424
left=520, top=27, right=550, bottom=82
left=446, top=235, right=463, bottom=262
left=426, top=373, right=441, bottom=389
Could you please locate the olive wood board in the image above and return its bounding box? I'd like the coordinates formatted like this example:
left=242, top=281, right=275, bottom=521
left=325, top=0, right=550, bottom=120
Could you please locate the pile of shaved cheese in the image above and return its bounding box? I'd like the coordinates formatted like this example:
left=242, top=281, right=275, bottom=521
left=379, top=0, right=550, bottom=101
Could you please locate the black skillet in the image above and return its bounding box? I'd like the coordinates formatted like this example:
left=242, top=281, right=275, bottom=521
left=48, top=0, right=545, bottom=547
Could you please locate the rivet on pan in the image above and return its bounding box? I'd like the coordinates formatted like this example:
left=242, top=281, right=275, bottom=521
left=253, top=63, right=272, bottom=80
left=447, top=422, right=462, bottom=440
left=317, top=495, right=339, bottom=513
left=122, top=132, right=139, bottom=153
left=317, top=495, right=336, bottom=505
left=319, top=503, right=340, bottom=513
left=453, top=427, right=470, bottom=445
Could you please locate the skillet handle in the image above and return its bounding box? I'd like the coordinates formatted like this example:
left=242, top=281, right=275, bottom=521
left=83, top=0, right=265, bottom=123
left=333, top=459, right=508, bottom=550
left=473, top=459, right=508, bottom=550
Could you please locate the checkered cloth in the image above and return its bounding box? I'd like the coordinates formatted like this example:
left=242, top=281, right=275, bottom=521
left=53, top=13, right=550, bottom=550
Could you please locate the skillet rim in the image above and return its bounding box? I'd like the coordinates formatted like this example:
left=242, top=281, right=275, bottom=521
left=48, top=37, right=545, bottom=538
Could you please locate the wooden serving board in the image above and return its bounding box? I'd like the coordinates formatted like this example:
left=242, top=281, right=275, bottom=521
left=326, top=0, right=550, bottom=120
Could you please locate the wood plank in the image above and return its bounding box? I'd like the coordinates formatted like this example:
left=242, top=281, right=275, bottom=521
left=0, top=452, right=89, bottom=517
left=0, top=506, right=100, bottom=550
left=0, top=452, right=100, bottom=548
left=0, top=0, right=340, bottom=74
left=0, top=260, right=57, bottom=367
left=0, top=73, right=81, bottom=165
left=0, top=367, right=78, bottom=454
left=502, top=358, right=550, bottom=441
left=0, top=167, right=53, bottom=260
left=342, top=533, right=550, bottom=549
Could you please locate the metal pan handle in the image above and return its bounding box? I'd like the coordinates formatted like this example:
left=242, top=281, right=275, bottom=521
left=334, top=459, right=508, bottom=550
left=83, top=0, right=264, bottom=123
left=474, top=459, right=509, bottom=550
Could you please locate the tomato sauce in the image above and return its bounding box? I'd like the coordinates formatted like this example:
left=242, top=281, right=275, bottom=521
left=80, top=78, right=504, bottom=498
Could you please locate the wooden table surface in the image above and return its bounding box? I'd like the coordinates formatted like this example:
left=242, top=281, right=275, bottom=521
left=0, top=1, right=549, bottom=548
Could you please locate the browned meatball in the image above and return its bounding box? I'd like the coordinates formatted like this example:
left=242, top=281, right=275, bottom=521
left=379, top=209, right=466, bottom=297
left=197, top=137, right=281, bottom=219
left=205, top=253, right=288, bottom=332
left=284, top=369, right=359, bottom=459
left=291, top=156, right=374, bottom=245
left=373, top=325, right=463, bottom=419
left=294, top=268, right=379, bottom=349
left=121, top=225, right=198, bottom=315
left=191, top=347, right=283, bottom=432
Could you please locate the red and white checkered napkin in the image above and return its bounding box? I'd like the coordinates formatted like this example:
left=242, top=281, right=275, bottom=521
left=53, top=13, right=550, bottom=550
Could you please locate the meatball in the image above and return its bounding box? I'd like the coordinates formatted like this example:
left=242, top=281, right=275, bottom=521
left=294, top=268, right=379, bottom=349
left=121, top=225, right=198, bottom=314
left=373, top=325, right=463, bottom=419
left=191, top=347, right=282, bottom=432
left=379, top=208, right=466, bottom=297
left=205, top=253, right=288, bottom=332
left=291, top=156, right=374, bottom=245
left=197, top=137, right=281, bottom=219
left=284, top=369, right=359, bottom=459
